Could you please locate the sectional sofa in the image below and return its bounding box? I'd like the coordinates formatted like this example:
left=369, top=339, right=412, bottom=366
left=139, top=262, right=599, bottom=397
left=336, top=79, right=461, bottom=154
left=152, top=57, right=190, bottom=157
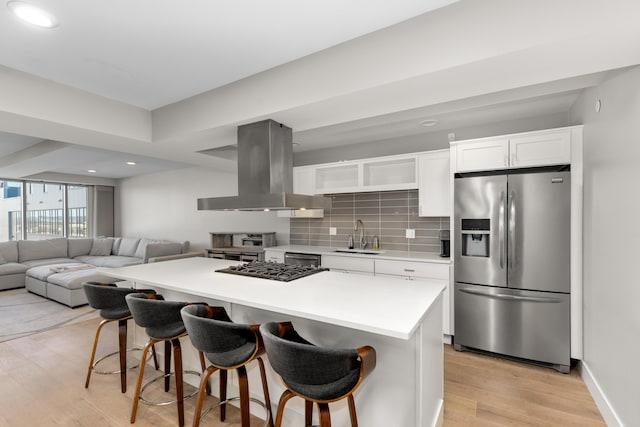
left=0, top=237, right=201, bottom=307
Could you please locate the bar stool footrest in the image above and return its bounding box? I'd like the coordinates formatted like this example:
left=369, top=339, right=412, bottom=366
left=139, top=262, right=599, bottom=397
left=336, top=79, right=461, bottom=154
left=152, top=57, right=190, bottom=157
left=201, top=396, right=271, bottom=427
left=92, top=347, right=151, bottom=375
left=139, top=370, right=201, bottom=406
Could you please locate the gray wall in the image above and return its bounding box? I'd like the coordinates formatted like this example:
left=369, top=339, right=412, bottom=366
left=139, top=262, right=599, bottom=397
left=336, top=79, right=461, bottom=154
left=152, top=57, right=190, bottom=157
left=290, top=190, right=448, bottom=254
left=115, top=166, right=289, bottom=250
left=569, top=66, right=640, bottom=427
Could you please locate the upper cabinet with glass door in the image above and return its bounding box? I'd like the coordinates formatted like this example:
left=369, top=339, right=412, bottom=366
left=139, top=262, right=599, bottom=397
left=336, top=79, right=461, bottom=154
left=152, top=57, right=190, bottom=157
left=294, top=154, right=418, bottom=195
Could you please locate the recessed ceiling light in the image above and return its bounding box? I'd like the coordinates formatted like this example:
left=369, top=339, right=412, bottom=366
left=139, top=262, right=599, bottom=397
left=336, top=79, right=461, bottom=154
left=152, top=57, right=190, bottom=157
left=419, top=119, right=438, bottom=127
left=7, top=1, right=59, bottom=28
left=126, top=161, right=137, bottom=165
left=87, top=169, right=97, bottom=173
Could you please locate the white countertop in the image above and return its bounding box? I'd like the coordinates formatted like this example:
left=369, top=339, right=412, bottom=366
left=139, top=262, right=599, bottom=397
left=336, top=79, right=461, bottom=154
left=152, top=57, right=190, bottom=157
left=105, top=257, right=444, bottom=340
left=265, top=245, right=451, bottom=264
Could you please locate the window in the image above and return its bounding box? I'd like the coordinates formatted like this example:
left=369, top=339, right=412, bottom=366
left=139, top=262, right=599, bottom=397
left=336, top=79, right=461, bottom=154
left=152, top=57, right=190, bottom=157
left=0, top=181, right=23, bottom=241
left=26, top=182, right=63, bottom=239
left=0, top=180, right=96, bottom=241
left=68, top=186, right=88, bottom=237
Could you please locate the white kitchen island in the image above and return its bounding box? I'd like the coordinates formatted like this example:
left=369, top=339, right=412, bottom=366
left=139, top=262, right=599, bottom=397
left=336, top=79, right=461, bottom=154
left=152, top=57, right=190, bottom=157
left=106, top=256, right=444, bottom=427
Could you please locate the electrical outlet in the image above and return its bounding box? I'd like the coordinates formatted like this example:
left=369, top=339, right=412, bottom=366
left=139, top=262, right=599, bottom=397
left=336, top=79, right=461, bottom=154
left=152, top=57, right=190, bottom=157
left=406, top=229, right=415, bottom=239
left=329, top=227, right=337, bottom=236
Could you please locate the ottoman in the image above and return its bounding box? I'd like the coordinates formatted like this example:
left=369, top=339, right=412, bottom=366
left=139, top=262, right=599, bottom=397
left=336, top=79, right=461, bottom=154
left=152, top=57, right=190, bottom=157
left=48, top=267, right=122, bottom=308
left=26, top=263, right=121, bottom=308
left=25, top=263, right=88, bottom=297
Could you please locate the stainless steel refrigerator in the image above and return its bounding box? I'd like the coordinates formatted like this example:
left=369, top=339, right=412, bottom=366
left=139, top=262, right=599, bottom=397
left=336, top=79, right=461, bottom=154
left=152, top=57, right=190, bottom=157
left=453, top=167, right=571, bottom=373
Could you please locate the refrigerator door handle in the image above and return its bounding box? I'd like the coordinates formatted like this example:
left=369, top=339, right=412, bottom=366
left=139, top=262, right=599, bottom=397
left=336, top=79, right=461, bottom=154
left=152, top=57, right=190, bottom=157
left=508, top=190, right=516, bottom=276
left=499, top=191, right=506, bottom=269
left=458, top=287, right=564, bottom=303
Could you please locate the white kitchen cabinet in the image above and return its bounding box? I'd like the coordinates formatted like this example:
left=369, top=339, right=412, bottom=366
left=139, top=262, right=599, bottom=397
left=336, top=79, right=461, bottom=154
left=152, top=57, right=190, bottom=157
left=315, top=162, right=360, bottom=193
left=321, top=255, right=375, bottom=275
left=509, top=130, right=571, bottom=167
left=299, top=154, right=418, bottom=194
left=362, top=156, right=417, bottom=190
left=454, top=138, right=510, bottom=172
left=453, top=128, right=573, bottom=172
left=293, top=166, right=316, bottom=195
left=375, top=259, right=451, bottom=336
left=418, top=149, right=450, bottom=217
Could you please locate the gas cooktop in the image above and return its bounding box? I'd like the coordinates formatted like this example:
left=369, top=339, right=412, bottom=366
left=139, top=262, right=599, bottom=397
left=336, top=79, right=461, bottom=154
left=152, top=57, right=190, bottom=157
left=215, top=261, right=328, bottom=282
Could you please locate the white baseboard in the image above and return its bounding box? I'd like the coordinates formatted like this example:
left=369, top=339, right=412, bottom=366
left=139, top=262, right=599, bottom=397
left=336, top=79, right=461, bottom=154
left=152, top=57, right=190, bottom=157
left=580, top=360, right=624, bottom=427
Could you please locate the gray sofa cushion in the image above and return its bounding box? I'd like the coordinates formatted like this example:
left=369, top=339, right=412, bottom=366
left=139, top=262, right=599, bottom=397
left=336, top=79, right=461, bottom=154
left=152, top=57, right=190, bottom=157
left=68, top=238, right=93, bottom=258
left=0, top=241, right=19, bottom=263
left=0, top=262, right=28, bottom=275
left=0, top=254, right=5, bottom=264
left=90, top=238, right=113, bottom=256
left=18, top=238, right=68, bottom=262
left=25, top=263, right=90, bottom=281
left=111, top=237, right=122, bottom=255
left=78, top=255, right=143, bottom=268
left=143, top=242, right=183, bottom=263
left=48, top=268, right=115, bottom=291
left=134, top=238, right=158, bottom=259
left=21, top=258, right=77, bottom=268
left=117, top=237, right=140, bottom=257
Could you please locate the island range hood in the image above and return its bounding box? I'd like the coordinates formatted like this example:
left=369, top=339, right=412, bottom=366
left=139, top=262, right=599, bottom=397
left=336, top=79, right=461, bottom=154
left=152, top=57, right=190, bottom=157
left=198, top=119, right=331, bottom=211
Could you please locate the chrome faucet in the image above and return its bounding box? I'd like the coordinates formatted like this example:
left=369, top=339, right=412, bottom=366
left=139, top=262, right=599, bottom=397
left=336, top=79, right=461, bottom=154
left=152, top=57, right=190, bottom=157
left=354, top=219, right=367, bottom=250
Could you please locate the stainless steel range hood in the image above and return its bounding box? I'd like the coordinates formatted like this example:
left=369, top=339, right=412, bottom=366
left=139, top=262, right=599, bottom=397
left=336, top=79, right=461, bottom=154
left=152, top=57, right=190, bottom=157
left=198, top=119, right=331, bottom=211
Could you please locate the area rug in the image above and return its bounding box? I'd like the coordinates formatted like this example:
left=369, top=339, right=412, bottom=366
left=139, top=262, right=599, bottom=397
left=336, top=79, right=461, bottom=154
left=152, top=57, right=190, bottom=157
left=0, top=288, right=98, bottom=342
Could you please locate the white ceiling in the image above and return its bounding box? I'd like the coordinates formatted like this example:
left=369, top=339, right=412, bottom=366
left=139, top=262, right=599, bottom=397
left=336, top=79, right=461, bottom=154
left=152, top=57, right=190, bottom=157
left=1, top=0, right=639, bottom=182
left=0, top=0, right=457, bottom=109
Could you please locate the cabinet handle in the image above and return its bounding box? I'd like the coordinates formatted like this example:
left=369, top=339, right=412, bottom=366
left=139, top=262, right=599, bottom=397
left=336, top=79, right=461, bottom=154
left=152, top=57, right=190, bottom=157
left=404, top=268, right=415, bottom=272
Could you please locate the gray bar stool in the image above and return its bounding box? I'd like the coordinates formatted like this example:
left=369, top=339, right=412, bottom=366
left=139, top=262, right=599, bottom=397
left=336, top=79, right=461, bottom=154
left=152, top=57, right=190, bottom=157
left=260, top=322, right=376, bottom=427
left=125, top=292, right=209, bottom=427
left=82, top=282, right=158, bottom=393
left=181, top=304, right=274, bottom=427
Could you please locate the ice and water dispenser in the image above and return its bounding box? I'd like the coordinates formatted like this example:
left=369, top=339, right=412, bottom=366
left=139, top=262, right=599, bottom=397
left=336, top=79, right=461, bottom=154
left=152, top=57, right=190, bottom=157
left=460, top=219, right=490, bottom=257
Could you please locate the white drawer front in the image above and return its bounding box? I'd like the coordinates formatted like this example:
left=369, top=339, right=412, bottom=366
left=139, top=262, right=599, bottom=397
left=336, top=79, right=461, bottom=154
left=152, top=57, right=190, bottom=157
left=375, top=259, right=449, bottom=280
left=321, top=255, right=375, bottom=273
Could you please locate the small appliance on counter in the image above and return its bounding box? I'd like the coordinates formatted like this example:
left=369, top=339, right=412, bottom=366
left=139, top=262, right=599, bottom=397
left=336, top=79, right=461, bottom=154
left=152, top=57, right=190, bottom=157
left=439, top=230, right=450, bottom=257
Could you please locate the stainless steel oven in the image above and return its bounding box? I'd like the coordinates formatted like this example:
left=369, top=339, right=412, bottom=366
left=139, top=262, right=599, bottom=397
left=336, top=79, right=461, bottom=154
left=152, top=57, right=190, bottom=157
left=284, top=252, right=321, bottom=267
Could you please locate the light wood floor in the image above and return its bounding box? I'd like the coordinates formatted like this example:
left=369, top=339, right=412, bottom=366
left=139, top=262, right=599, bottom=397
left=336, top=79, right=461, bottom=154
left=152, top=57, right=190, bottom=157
left=0, top=317, right=605, bottom=426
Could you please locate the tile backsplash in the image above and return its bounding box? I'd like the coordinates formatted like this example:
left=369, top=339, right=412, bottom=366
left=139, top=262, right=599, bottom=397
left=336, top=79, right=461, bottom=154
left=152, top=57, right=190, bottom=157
left=290, top=190, right=449, bottom=254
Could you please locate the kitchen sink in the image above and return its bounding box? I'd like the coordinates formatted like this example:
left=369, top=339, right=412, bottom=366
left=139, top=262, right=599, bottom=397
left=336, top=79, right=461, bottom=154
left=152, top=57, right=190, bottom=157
left=333, top=249, right=384, bottom=255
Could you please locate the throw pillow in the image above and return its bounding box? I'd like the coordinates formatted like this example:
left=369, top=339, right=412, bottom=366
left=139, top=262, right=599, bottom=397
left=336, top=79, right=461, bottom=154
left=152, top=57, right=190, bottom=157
left=89, top=238, right=113, bottom=256
left=0, top=253, right=6, bottom=265
left=117, top=237, right=141, bottom=257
